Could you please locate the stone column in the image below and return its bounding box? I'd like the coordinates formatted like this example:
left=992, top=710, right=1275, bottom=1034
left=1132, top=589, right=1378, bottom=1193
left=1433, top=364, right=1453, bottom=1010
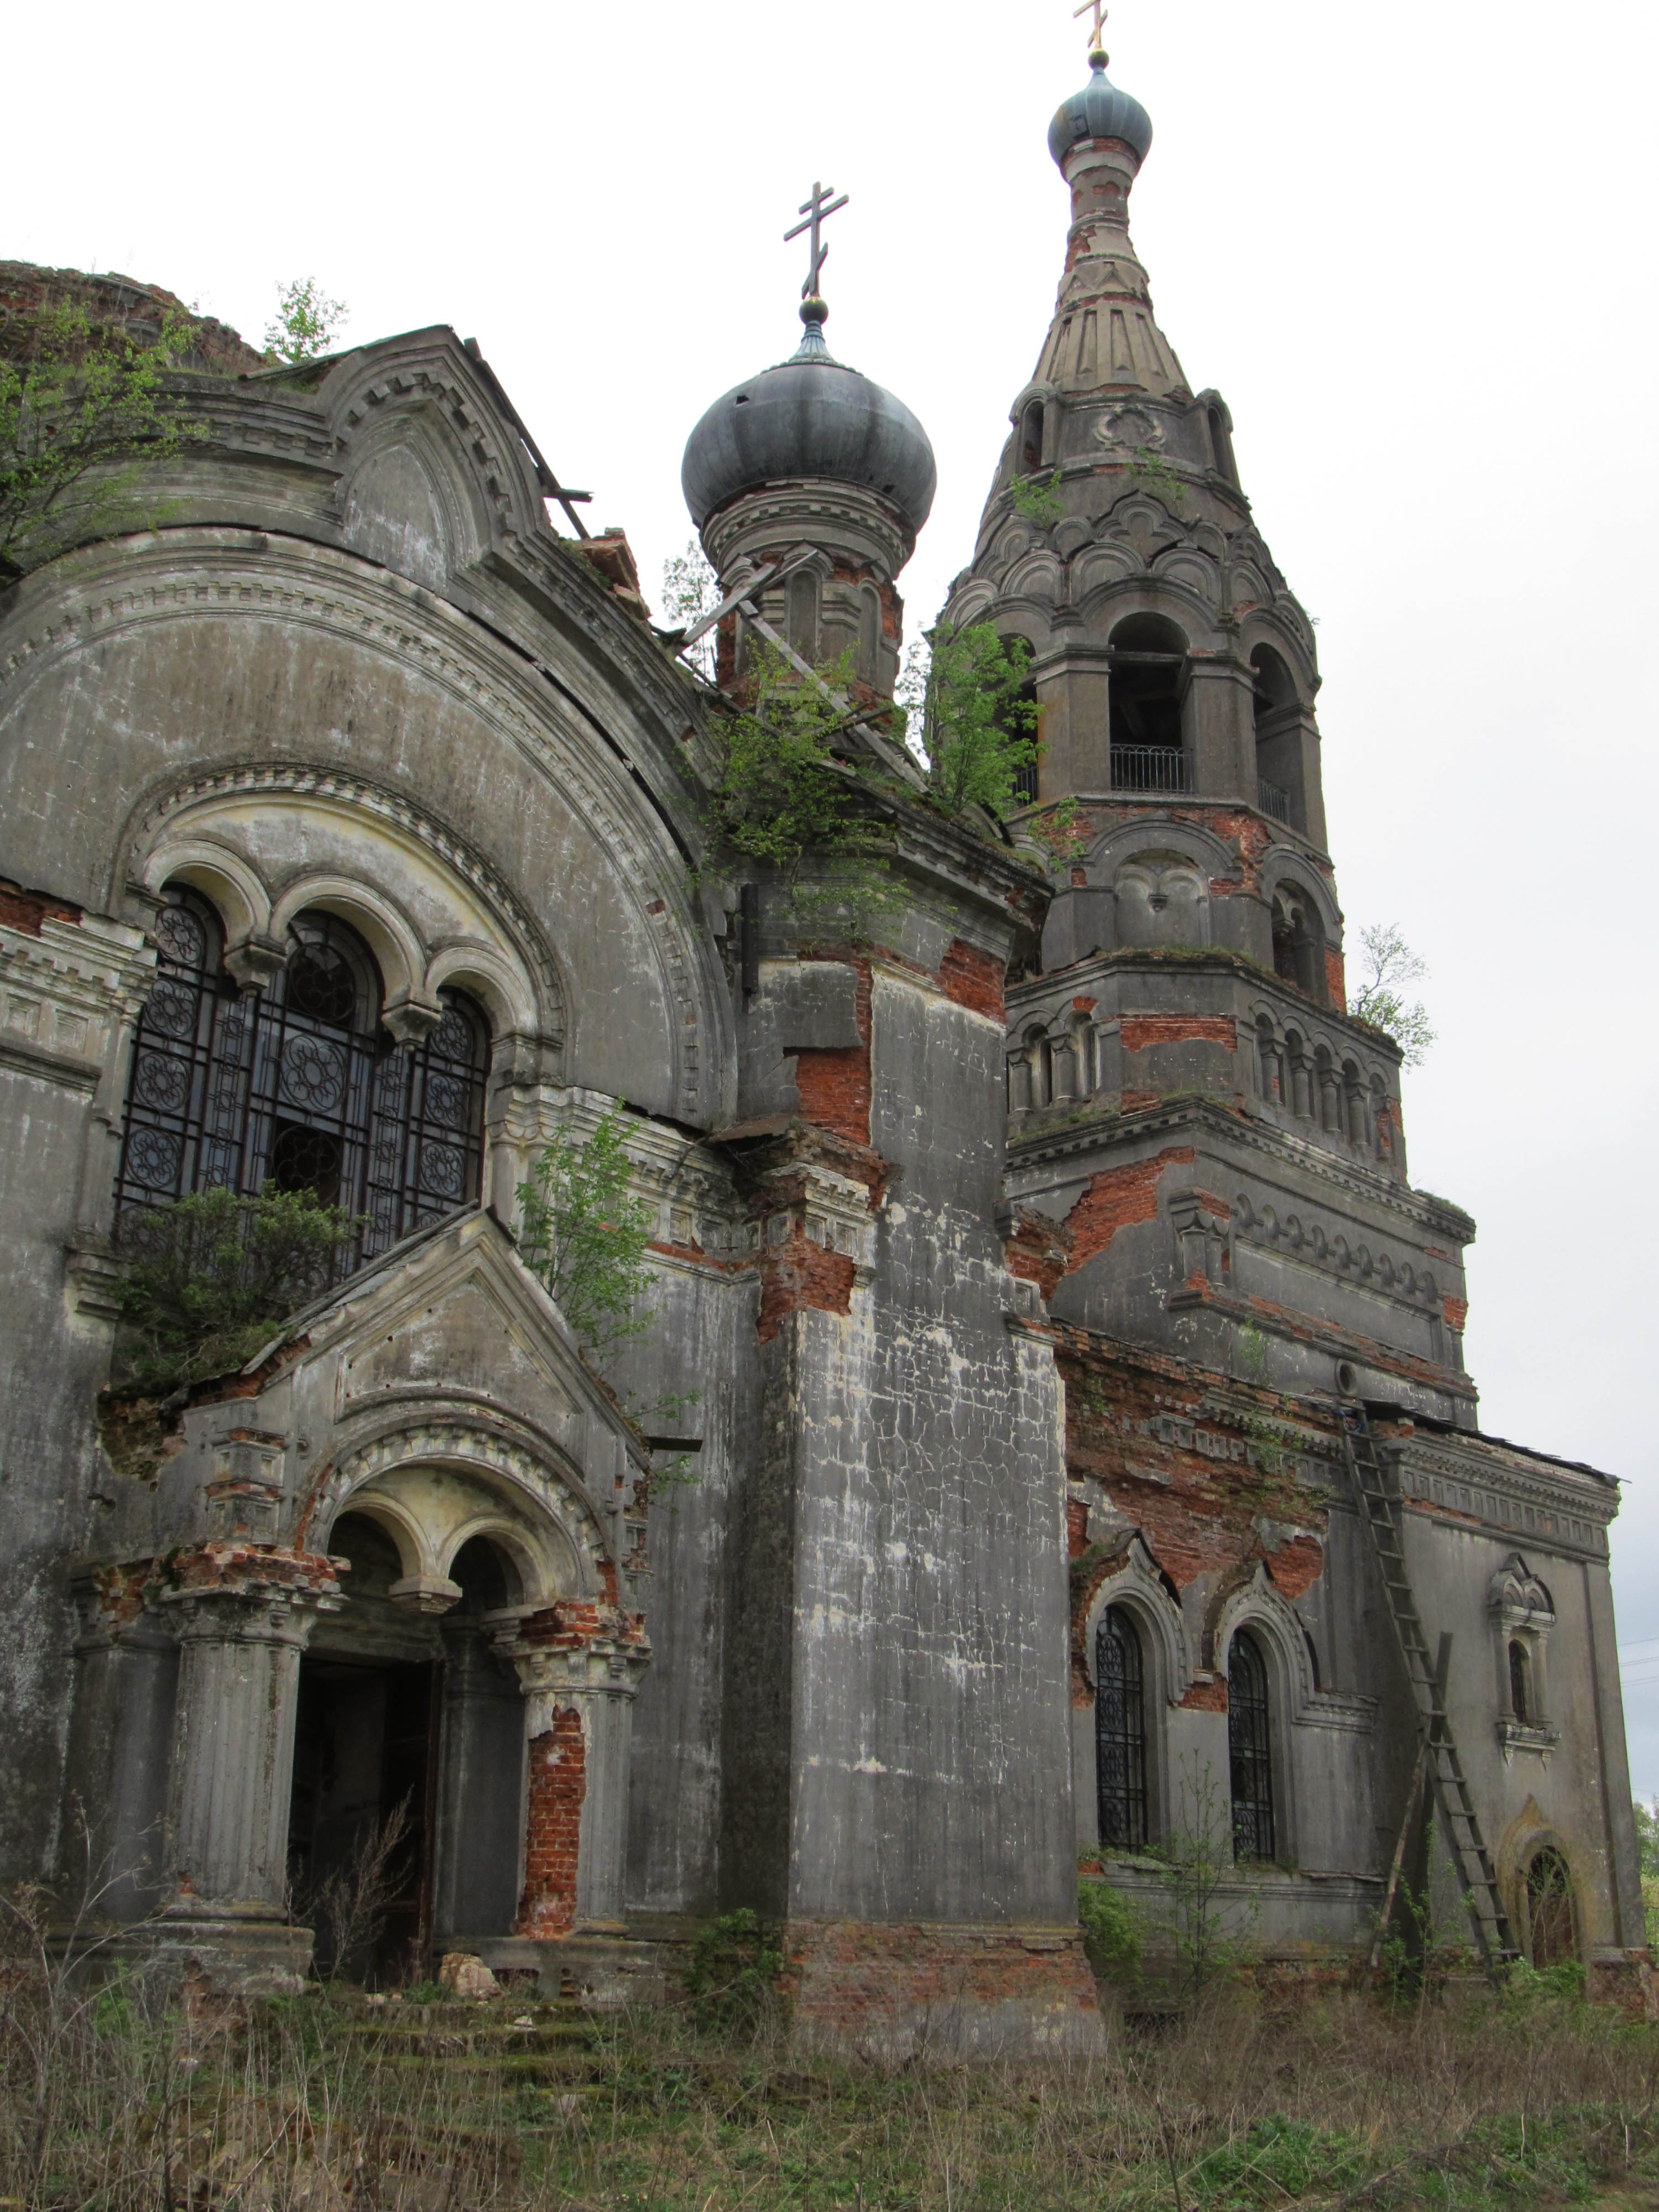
left=500, top=1629, right=650, bottom=1938
left=153, top=1568, right=337, bottom=1992
left=61, top=1571, right=179, bottom=1922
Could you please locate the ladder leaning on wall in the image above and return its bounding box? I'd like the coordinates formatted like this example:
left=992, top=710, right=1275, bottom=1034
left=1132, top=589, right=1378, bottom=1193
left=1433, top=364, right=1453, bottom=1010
left=1339, top=1408, right=1520, bottom=1979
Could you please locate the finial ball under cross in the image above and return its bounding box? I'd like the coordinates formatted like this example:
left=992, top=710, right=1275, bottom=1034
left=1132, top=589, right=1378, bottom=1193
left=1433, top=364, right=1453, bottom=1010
left=1073, top=0, right=1108, bottom=60
left=784, top=180, right=850, bottom=309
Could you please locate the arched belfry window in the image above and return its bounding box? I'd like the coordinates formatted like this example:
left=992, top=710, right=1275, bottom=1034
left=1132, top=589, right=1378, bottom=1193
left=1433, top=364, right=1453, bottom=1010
left=1109, top=613, right=1190, bottom=794
left=1227, top=1629, right=1276, bottom=1861
left=1095, top=1605, right=1148, bottom=1851
left=117, top=889, right=489, bottom=1273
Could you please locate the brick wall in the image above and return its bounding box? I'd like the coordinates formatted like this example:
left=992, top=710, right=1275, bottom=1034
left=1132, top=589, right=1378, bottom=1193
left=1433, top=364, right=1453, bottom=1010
left=517, top=1705, right=586, bottom=1937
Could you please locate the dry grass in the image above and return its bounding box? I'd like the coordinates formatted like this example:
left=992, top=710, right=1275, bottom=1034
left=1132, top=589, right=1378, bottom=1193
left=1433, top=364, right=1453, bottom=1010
left=1, top=1940, right=1655, bottom=2210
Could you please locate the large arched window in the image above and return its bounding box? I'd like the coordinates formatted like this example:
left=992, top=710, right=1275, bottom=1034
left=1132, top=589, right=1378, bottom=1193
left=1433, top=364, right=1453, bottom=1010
left=1227, top=1629, right=1276, bottom=1861
left=1095, top=1605, right=1149, bottom=1851
left=117, top=888, right=489, bottom=1274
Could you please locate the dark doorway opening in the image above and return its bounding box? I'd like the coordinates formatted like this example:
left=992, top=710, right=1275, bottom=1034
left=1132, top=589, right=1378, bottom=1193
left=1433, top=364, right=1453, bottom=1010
left=289, top=1655, right=440, bottom=1984
left=288, top=1512, right=442, bottom=1985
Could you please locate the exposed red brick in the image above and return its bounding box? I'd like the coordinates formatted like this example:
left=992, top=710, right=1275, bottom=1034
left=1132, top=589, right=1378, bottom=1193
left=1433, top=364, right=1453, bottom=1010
left=792, top=958, right=872, bottom=1144
left=756, top=1229, right=859, bottom=1344
left=1120, top=1088, right=1162, bottom=1112
left=1004, top=1207, right=1074, bottom=1305
left=1193, top=1189, right=1232, bottom=1220
left=1180, top=1678, right=1229, bottom=1713
left=784, top=1919, right=1100, bottom=2042
left=1063, top=1147, right=1196, bottom=1271
left=1066, top=1498, right=1089, bottom=1557
left=1267, top=1535, right=1324, bottom=1600
left=1443, top=1295, right=1469, bottom=1332
left=937, top=938, right=1005, bottom=1022
left=0, top=878, right=82, bottom=935
left=1072, top=995, right=1099, bottom=1013
left=517, top=1706, right=586, bottom=1937
left=1324, top=947, right=1347, bottom=1010
left=1119, top=1016, right=1237, bottom=1054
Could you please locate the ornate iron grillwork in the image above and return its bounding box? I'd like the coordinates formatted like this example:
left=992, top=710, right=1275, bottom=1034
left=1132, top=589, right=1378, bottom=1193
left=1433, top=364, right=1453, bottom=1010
left=1094, top=1605, right=1148, bottom=1851
left=1227, top=1630, right=1276, bottom=1861
left=117, top=893, right=488, bottom=1280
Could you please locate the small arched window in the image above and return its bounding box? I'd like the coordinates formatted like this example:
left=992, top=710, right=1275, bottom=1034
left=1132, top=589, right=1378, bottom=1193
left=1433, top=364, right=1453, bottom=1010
left=1509, top=1640, right=1530, bottom=1724
left=1207, top=403, right=1238, bottom=488
left=117, top=889, right=489, bottom=1279
left=1095, top=1606, right=1148, bottom=1851
left=1227, top=1630, right=1276, bottom=1861
left=1271, top=886, right=1325, bottom=1003
left=857, top=585, right=882, bottom=685
left=788, top=570, right=820, bottom=660
left=1020, top=400, right=1046, bottom=474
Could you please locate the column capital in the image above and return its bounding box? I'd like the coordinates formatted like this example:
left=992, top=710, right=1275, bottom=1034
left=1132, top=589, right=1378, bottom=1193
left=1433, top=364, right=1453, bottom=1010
left=159, top=1545, right=341, bottom=1647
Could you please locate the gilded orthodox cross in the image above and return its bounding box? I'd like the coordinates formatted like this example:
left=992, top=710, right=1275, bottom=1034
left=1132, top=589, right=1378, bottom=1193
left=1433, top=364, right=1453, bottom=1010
left=1073, top=0, right=1108, bottom=55
left=784, top=180, right=849, bottom=305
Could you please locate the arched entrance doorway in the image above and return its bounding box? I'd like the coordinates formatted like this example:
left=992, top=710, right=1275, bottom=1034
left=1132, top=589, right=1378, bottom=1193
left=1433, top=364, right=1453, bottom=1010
left=1524, top=1846, right=1577, bottom=1970
left=286, top=1434, right=648, bottom=1984
left=287, top=1516, right=525, bottom=1983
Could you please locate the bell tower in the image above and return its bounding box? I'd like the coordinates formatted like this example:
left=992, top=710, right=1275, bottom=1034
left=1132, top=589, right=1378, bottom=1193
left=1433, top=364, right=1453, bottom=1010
left=949, top=24, right=1481, bottom=1425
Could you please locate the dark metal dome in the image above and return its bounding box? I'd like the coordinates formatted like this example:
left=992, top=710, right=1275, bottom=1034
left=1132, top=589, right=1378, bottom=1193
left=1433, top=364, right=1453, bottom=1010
left=1048, top=55, right=1154, bottom=169
left=681, top=322, right=937, bottom=537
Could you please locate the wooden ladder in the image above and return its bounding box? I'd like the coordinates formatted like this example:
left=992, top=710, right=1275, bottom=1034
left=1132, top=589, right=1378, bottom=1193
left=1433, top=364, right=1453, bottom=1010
left=1340, top=1410, right=1519, bottom=1976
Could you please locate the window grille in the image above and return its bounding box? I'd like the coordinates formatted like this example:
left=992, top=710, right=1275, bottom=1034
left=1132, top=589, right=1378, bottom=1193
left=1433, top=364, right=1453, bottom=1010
left=1227, top=1629, right=1276, bottom=1861
left=1095, top=1605, right=1148, bottom=1851
left=116, top=890, right=488, bottom=1279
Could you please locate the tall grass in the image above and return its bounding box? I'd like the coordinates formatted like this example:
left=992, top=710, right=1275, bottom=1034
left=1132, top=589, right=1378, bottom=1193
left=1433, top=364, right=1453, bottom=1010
left=1, top=1910, right=1655, bottom=2210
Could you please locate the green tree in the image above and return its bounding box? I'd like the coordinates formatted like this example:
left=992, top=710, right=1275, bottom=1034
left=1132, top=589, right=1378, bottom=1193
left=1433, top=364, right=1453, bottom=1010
left=1352, top=922, right=1437, bottom=1066
left=704, top=639, right=890, bottom=882
left=661, top=538, right=721, bottom=682
left=0, top=294, right=202, bottom=578
left=264, top=278, right=347, bottom=365
left=112, top=1186, right=364, bottom=1387
left=517, top=1105, right=656, bottom=1354
left=911, top=620, right=1038, bottom=820
left=1635, top=1796, right=1659, bottom=1948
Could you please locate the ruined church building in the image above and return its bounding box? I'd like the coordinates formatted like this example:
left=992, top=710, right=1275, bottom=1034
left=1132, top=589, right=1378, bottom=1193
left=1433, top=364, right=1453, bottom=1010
left=0, top=35, right=1646, bottom=2046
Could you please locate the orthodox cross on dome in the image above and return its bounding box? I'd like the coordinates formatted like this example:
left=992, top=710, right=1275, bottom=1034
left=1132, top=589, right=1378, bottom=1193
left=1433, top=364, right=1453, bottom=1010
left=784, top=180, right=849, bottom=307
left=1073, top=0, right=1108, bottom=59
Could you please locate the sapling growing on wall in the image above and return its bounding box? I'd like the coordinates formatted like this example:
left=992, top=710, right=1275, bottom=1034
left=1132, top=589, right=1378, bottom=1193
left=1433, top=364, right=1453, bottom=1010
left=904, top=620, right=1039, bottom=820
left=517, top=1104, right=656, bottom=1353
left=264, top=277, right=348, bottom=364
left=0, top=293, right=204, bottom=578
left=1352, top=924, right=1436, bottom=1067
left=111, top=1185, right=364, bottom=1389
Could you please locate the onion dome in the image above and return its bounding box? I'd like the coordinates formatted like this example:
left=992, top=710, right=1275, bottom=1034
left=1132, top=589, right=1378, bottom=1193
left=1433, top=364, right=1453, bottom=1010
left=681, top=302, right=937, bottom=538
left=1048, top=51, right=1153, bottom=170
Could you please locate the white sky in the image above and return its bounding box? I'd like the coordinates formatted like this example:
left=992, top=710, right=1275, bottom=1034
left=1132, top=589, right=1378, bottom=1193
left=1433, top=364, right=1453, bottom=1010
left=12, top=1, right=1657, bottom=1792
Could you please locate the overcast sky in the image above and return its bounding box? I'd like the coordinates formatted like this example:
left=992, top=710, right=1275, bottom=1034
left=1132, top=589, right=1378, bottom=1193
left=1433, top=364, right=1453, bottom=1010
left=13, top=1, right=1657, bottom=1793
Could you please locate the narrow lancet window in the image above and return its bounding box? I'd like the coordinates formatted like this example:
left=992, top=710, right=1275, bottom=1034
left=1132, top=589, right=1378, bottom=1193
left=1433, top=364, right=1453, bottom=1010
left=1227, top=1630, right=1275, bottom=1861
left=1095, top=1605, right=1148, bottom=1851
